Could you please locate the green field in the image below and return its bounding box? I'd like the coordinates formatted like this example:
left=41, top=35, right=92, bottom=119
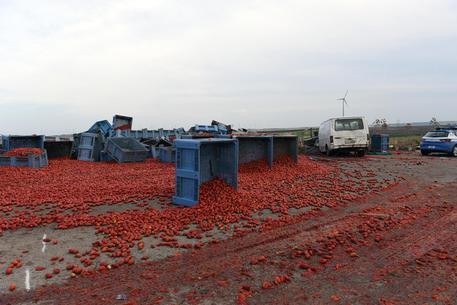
left=389, top=135, right=422, bottom=150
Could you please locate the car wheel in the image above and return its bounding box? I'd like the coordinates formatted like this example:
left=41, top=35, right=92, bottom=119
left=357, top=150, right=366, bottom=157
left=421, top=150, right=430, bottom=156
left=451, top=146, right=457, bottom=157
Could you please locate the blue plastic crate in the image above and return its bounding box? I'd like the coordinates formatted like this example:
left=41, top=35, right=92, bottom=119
left=175, top=128, right=186, bottom=135
left=163, top=130, right=174, bottom=138
left=237, top=136, right=274, bottom=167
left=105, top=137, right=148, bottom=163
left=158, top=147, right=176, bottom=163
left=129, top=130, right=140, bottom=139
left=173, top=138, right=238, bottom=207
left=194, top=125, right=219, bottom=133
left=371, top=134, right=389, bottom=152
left=44, top=141, right=73, bottom=159
left=87, top=120, right=112, bottom=137
left=116, top=130, right=131, bottom=137
left=3, top=135, right=45, bottom=151
left=0, top=150, right=48, bottom=168
left=236, top=135, right=297, bottom=167
left=149, top=146, right=160, bottom=158
left=77, top=133, right=97, bottom=161
left=272, top=135, right=298, bottom=163
left=99, top=150, right=114, bottom=161
left=79, top=133, right=97, bottom=147
left=113, top=115, right=133, bottom=131
left=77, top=147, right=95, bottom=161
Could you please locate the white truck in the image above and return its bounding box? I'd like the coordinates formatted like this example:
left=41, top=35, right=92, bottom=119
left=318, top=116, right=370, bottom=157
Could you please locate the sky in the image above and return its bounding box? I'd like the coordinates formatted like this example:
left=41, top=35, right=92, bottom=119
left=0, top=0, right=456, bottom=134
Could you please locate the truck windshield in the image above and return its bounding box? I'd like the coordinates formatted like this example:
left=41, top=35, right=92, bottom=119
left=335, top=119, right=364, bottom=131
left=424, top=131, right=449, bottom=138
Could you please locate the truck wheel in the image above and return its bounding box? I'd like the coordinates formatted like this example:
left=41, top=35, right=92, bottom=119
left=421, top=150, right=430, bottom=156
left=356, top=150, right=365, bottom=157
left=325, top=145, right=332, bottom=156
left=357, top=150, right=366, bottom=157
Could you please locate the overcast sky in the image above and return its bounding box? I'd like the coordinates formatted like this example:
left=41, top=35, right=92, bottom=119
left=1, top=0, right=456, bottom=134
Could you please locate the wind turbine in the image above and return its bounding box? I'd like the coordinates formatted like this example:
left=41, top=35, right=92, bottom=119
left=337, top=90, right=349, bottom=117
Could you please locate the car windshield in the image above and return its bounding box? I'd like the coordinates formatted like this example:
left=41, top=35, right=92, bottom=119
left=335, top=119, right=364, bottom=131
left=424, top=131, right=449, bottom=138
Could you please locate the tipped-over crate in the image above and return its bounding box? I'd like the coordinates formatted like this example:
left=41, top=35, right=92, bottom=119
left=272, top=135, right=298, bottom=163
left=158, top=147, right=176, bottom=163
left=105, top=137, right=148, bottom=163
left=87, top=120, right=112, bottom=137
left=0, top=150, right=48, bottom=168
left=173, top=138, right=238, bottom=207
left=77, top=133, right=97, bottom=161
left=3, top=135, right=45, bottom=151
left=235, top=135, right=298, bottom=167
left=237, top=136, right=274, bottom=167
left=113, top=115, right=133, bottom=131
left=45, top=141, right=73, bottom=159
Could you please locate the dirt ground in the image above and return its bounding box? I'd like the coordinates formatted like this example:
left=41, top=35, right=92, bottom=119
left=1, top=152, right=456, bottom=305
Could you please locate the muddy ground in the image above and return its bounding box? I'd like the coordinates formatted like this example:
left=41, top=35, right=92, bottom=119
left=0, top=152, right=456, bottom=304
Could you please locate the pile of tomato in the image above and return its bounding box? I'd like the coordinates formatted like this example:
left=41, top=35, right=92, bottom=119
left=2, top=148, right=43, bottom=157
left=0, top=156, right=393, bottom=276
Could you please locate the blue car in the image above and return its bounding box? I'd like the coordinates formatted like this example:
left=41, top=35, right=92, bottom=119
left=420, top=128, right=457, bottom=157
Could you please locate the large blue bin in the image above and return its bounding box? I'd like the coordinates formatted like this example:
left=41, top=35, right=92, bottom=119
left=77, top=133, right=97, bottom=161
left=3, top=135, right=45, bottom=151
left=237, top=136, right=274, bottom=167
left=158, top=147, right=176, bottom=163
left=371, top=134, right=389, bottom=152
left=194, top=125, right=219, bottom=133
left=0, top=150, right=48, bottom=168
left=173, top=138, right=238, bottom=207
left=105, top=137, right=148, bottom=163
left=87, top=120, right=112, bottom=137
left=235, top=135, right=298, bottom=168
left=113, top=114, right=133, bottom=131
left=272, top=135, right=298, bottom=163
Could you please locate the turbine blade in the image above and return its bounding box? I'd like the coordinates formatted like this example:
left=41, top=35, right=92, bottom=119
left=344, top=90, right=348, bottom=98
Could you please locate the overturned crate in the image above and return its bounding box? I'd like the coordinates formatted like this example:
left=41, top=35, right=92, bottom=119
left=236, top=135, right=298, bottom=167
left=173, top=138, right=238, bottom=207
left=272, top=135, right=298, bottom=163
left=113, top=114, right=133, bottom=131
left=144, top=139, right=172, bottom=159
left=76, top=132, right=106, bottom=162
left=158, top=147, right=176, bottom=163
left=150, top=146, right=160, bottom=158
left=0, top=150, right=48, bottom=168
left=77, top=133, right=98, bottom=161
left=3, top=135, right=45, bottom=151
left=237, top=136, right=274, bottom=167
left=87, top=120, right=112, bottom=137
left=45, top=141, right=73, bottom=159
left=105, top=137, right=148, bottom=163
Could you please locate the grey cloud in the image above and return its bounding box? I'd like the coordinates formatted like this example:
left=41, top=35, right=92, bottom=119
left=0, top=0, right=456, bottom=133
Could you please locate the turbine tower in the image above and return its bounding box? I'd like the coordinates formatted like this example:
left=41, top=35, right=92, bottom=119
left=337, top=90, right=349, bottom=117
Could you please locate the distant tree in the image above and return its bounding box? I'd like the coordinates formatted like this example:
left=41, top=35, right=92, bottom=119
left=373, top=118, right=388, bottom=128
left=430, top=117, right=440, bottom=128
